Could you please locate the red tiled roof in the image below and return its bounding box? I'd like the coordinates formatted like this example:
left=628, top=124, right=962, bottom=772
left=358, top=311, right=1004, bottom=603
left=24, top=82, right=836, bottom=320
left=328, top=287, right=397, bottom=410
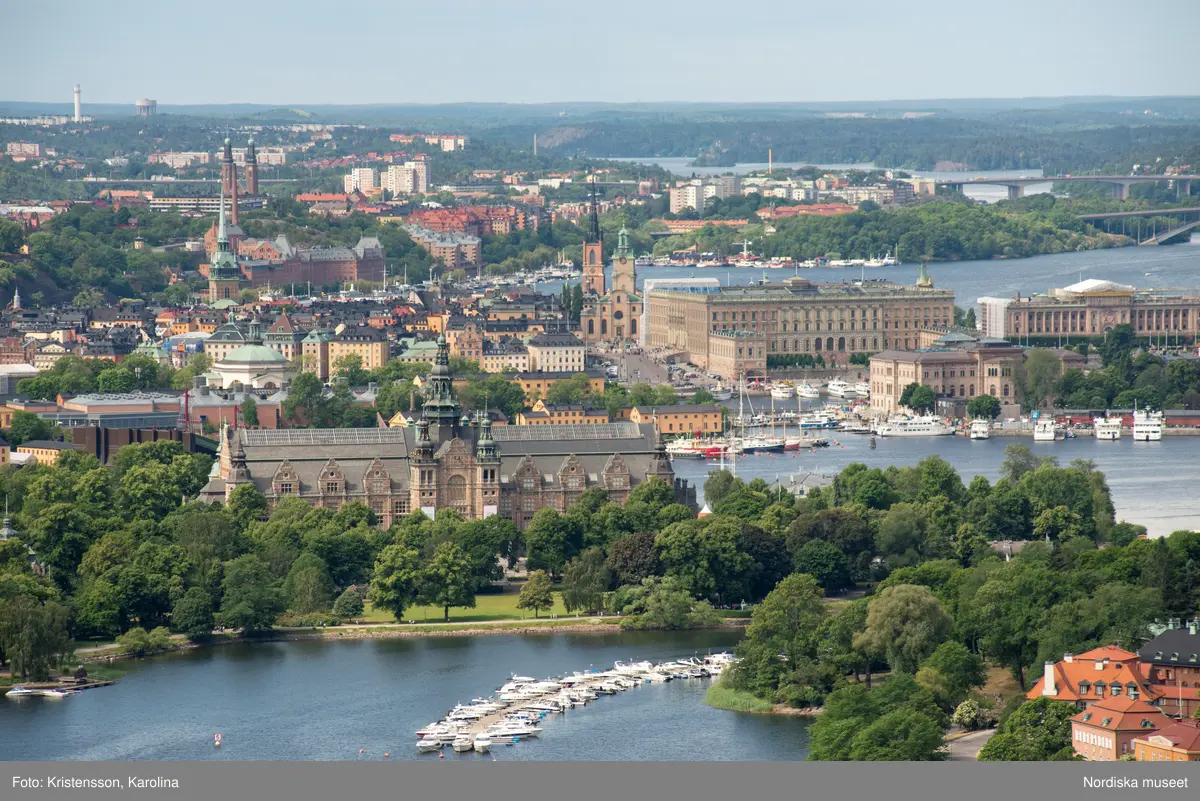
left=1072, top=695, right=1168, bottom=733
left=1135, top=719, right=1200, bottom=752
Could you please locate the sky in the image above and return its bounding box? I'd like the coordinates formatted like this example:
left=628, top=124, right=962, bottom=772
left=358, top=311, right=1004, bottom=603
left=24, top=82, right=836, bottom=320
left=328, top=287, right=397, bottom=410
left=5, top=0, right=1200, bottom=106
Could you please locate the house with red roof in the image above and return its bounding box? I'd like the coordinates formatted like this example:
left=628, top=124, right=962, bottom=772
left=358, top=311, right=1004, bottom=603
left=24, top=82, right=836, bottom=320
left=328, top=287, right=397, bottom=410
left=1028, top=645, right=1162, bottom=709
left=1071, top=695, right=1168, bottom=761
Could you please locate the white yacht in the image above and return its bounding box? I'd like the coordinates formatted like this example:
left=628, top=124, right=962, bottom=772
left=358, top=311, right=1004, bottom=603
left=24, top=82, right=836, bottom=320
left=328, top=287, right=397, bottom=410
left=1133, top=409, right=1163, bottom=441
left=416, top=739, right=444, bottom=753
left=1093, top=416, right=1123, bottom=440
left=969, top=419, right=991, bottom=440
left=39, top=689, right=70, bottom=699
left=473, top=736, right=493, bottom=754
left=5, top=686, right=37, bottom=697
left=876, top=415, right=954, bottom=437
left=769, top=383, right=795, bottom=400
left=853, top=380, right=870, bottom=396
left=797, top=383, right=820, bottom=399
left=826, top=379, right=855, bottom=398
left=1033, top=418, right=1057, bottom=442
left=452, top=735, right=475, bottom=753
left=710, top=383, right=733, bottom=402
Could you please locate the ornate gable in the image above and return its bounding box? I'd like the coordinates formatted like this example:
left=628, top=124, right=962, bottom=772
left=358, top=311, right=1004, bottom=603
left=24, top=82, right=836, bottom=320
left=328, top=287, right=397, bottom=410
left=317, top=458, right=346, bottom=496
left=557, top=454, right=587, bottom=492
left=437, top=437, right=474, bottom=470
left=514, top=454, right=542, bottom=491
left=272, top=460, right=299, bottom=496
left=362, top=457, right=391, bottom=495
left=602, top=453, right=630, bottom=491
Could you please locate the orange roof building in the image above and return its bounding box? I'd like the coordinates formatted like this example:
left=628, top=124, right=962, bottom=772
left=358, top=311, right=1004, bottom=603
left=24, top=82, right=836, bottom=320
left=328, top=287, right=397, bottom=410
left=1133, top=718, right=1200, bottom=762
left=1028, top=645, right=1161, bottom=709
left=1071, top=696, right=1168, bottom=761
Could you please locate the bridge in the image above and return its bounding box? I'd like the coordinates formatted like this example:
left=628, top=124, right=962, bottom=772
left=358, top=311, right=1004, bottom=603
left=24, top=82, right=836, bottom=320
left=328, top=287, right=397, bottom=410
left=65, top=177, right=297, bottom=184
left=1075, top=206, right=1200, bottom=245
left=936, top=174, right=1197, bottom=201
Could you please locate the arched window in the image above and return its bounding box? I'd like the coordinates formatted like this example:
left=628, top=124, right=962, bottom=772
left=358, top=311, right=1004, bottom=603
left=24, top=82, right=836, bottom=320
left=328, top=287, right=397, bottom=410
left=587, top=319, right=594, bottom=334
left=601, top=319, right=608, bottom=335
left=949, top=385, right=955, bottom=397
left=814, top=338, right=822, bottom=351
left=630, top=318, right=637, bottom=335
left=1003, top=384, right=1009, bottom=397
left=873, top=337, right=878, bottom=349
left=969, top=384, right=975, bottom=396
left=960, top=384, right=965, bottom=396
left=446, top=475, right=468, bottom=515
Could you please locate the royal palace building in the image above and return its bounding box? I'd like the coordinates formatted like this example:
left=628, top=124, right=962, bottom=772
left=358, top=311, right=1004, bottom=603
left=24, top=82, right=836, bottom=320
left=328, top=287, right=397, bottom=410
left=1005, top=279, right=1200, bottom=343
left=200, top=335, right=692, bottom=528
left=646, top=267, right=954, bottom=378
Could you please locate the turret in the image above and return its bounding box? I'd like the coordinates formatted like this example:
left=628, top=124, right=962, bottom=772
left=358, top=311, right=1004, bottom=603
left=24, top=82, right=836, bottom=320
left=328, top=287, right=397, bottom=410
left=421, top=333, right=462, bottom=442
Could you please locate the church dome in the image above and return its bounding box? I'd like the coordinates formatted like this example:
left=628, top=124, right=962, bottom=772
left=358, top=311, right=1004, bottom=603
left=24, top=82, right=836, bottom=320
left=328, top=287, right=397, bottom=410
left=221, top=344, right=286, bottom=365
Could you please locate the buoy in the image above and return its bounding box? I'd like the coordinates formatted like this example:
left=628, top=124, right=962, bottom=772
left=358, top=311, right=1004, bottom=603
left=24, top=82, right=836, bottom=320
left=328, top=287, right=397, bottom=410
left=359, top=749, right=364, bottom=754
left=439, top=753, right=445, bottom=759
left=384, top=753, right=391, bottom=759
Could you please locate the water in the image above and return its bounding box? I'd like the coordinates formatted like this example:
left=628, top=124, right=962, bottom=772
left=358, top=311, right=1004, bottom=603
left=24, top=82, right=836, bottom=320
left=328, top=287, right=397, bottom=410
left=670, top=427, right=1198, bottom=537
left=0, top=630, right=810, bottom=762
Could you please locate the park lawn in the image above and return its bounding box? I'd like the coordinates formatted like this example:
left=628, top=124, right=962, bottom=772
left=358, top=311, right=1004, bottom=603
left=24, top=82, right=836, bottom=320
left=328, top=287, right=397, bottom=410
left=362, top=591, right=570, bottom=624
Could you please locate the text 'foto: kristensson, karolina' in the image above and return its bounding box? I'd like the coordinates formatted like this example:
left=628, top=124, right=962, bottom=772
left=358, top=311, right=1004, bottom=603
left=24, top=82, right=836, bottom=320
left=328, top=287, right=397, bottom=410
left=1084, top=777, right=1189, bottom=790
left=12, top=776, right=181, bottom=790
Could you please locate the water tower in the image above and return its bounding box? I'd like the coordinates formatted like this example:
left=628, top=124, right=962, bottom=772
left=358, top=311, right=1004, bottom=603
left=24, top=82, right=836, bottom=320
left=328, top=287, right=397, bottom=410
left=136, top=98, right=157, bottom=118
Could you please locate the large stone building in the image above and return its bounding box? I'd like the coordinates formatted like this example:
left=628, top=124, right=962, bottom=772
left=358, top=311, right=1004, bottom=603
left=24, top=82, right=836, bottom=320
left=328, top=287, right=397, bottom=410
left=200, top=336, right=691, bottom=528
left=1006, top=279, right=1200, bottom=344
left=647, top=270, right=954, bottom=378
left=868, top=334, right=1026, bottom=415
left=579, top=184, right=642, bottom=344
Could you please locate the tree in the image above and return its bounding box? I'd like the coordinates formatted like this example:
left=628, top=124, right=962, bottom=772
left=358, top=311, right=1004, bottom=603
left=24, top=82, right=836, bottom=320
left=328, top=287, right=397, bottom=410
left=898, top=382, right=934, bottom=412
left=517, top=570, right=554, bottom=618
left=227, top=484, right=268, bottom=528
left=561, top=548, right=610, bottom=614
left=524, top=508, right=581, bottom=577
left=332, top=353, right=369, bottom=386
left=283, top=553, right=334, bottom=614
left=966, top=394, right=1001, bottom=420
left=978, top=697, right=1077, bottom=761
left=369, top=544, right=422, bottom=621
left=617, top=576, right=721, bottom=631
left=420, top=541, right=476, bottom=622
left=703, top=470, right=740, bottom=508
left=0, top=595, right=72, bottom=681
left=333, top=587, right=365, bottom=619
left=807, top=674, right=946, bottom=761
left=171, top=587, right=214, bottom=640
left=1022, top=349, right=1062, bottom=411
left=952, top=699, right=981, bottom=730
left=241, top=395, right=259, bottom=428
left=217, top=554, right=283, bottom=634
left=7, top=410, right=54, bottom=447
left=606, top=530, right=661, bottom=585
left=922, top=642, right=986, bottom=705
left=793, top=539, right=852, bottom=593
left=854, top=584, right=952, bottom=675
left=656, top=518, right=753, bottom=602
left=847, top=709, right=947, bottom=761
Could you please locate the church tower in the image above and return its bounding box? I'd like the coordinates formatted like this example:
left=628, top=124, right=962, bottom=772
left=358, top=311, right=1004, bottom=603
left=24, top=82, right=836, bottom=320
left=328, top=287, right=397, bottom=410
left=421, top=334, right=463, bottom=445
left=220, top=137, right=239, bottom=224
left=611, top=225, right=636, bottom=294
left=581, top=177, right=604, bottom=296
left=208, top=189, right=244, bottom=301
left=244, top=138, right=259, bottom=196
left=476, top=414, right=501, bottom=517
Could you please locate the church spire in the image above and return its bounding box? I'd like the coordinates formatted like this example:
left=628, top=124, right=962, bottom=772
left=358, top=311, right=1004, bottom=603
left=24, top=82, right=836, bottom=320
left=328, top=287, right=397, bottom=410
left=217, top=184, right=229, bottom=252
left=585, top=176, right=601, bottom=244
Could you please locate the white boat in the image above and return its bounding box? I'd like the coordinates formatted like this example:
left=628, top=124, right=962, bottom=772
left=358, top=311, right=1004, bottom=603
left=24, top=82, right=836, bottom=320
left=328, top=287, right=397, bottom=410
left=826, top=379, right=855, bottom=398
left=1133, top=409, right=1163, bottom=441
left=970, top=419, right=991, bottom=440
left=1033, top=418, right=1056, bottom=442
left=709, top=383, right=733, bottom=402
left=769, top=383, right=795, bottom=400
left=39, top=689, right=70, bottom=699
left=1093, top=416, right=1122, bottom=440
left=452, top=735, right=475, bottom=753
left=876, top=415, right=954, bottom=437
left=797, top=383, right=820, bottom=399
left=800, top=412, right=838, bottom=430
left=853, top=380, right=870, bottom=396
left=5, top=686, right=37, bottom=697
left=473, top=736, right=492, bottom=753
left=416, top=739, right=444, bottom=753
left=735, top=434, right=786, bottom=453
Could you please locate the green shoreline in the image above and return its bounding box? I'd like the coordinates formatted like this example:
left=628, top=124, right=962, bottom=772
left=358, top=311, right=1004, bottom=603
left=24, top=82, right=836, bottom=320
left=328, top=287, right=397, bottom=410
left=704, top=678, right=822, bottom=717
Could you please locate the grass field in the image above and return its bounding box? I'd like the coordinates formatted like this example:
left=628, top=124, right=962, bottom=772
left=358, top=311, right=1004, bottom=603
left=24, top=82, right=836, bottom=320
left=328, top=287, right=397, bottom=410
left=704, top=681, right=775, bottom=713
left=361, top=591, right=570, bottom=624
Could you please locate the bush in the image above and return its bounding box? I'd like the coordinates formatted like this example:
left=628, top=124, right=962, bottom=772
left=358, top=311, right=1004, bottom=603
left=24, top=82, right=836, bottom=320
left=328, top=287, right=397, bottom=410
left=952, top=699, right=980, bottom=730
left=116, top=626, right=172, bottom=657
left=333, top=588, right=365, bottom=619
left=276, top=612, right=342, bottom=628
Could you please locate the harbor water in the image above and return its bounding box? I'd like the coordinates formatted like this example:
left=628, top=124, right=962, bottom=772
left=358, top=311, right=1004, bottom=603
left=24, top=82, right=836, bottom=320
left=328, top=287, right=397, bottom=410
left=0, top=630, right=811, bottom=761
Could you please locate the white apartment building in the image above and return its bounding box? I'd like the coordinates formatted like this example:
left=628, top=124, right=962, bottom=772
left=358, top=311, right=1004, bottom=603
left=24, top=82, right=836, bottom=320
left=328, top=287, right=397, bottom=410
left=344, top=167, right=379, bottom=193
left=670, top=183, right=706, bottom=215
left=5, top=142, right=41, bottom=157
left=385, top=161, right=429, bottom=195
left=526, top=332, right=585, bottom=373
left=976, top=297, right=1013, bottom=339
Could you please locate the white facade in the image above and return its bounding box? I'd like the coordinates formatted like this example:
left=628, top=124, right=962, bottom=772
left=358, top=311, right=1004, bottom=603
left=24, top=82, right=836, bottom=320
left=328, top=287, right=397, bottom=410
left=344, top=167, right=379, bottom=193
left=385, top=161, right=429, bottom=195
left=669, top=183, right=705, bottom=214
left=976, top=297, right=1013, bottom=339
left=640, top=277, right=721, bottom=346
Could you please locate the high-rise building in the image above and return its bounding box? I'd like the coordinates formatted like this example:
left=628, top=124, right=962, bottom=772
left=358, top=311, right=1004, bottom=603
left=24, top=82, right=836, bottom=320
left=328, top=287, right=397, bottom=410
left=73, top=84, right=81, bottom=123
left=669, top=183, right=705, bottom=215
left=344, top=167, right=379, bottom=193
left=976, top=297, right=1013, bottom=339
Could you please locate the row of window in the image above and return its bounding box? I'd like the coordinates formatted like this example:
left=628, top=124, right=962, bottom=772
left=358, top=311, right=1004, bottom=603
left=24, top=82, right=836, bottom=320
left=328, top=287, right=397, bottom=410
left=712, top=306, right=951, bottom=322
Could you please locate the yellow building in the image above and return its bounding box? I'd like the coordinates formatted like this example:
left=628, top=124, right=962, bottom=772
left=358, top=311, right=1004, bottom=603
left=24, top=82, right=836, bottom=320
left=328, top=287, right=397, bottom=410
left=330, top=326, right=390, bottom=371
left=517, top=399, right=609, bottom=426
left=17, top=440, right=72, bottom=466
left=628, top=404, right=723, bottom=436
left=1133, top=720, right=1200, bottom=762
left=513, top=371, right=605, bottom=400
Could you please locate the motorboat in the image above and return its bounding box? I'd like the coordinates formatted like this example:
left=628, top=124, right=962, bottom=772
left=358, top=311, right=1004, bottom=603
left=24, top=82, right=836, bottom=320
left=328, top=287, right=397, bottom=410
left=736, top=434, right=786, bottom=453
left=452, top=735, right=475, bottom=753
left=797, top=383, right=820, bottom=399
left=474, top=736, right=493, bottom=754
left=769, top=383, right=795, bottom=400
left=839, top=422, right=873, bottom=434
left=854, top=380, right=870, bottom=396
left=826, top=379, right=855, bottom=398
left=39, top=689, right=70, bottom=699
left=709, top=383, right=733, bottom=402
left=875, top=415, right=954, bottom=437
left=416, top=739, right=444, bottom=753
left=1093, top=416, right=1122, bottom=440
left=1133, top=409, right=1163, bottom=441
left=1033, top=418, right=1056, bottom=442
left=800, top=412, right=838, bottom=430
left=5, top=686, right=37, bottom=697
left=969, top=419, right=991, bottom=440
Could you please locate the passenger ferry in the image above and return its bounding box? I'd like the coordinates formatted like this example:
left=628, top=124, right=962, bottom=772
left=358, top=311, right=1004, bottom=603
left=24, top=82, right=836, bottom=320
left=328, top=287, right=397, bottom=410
left=876, top=415, right=954, bottom=437
left=770, top=383, right=795, bottom=400
left=797, top=383, right=820, bottom=399
left=853, top=380, right=870, bottom=396
left=969, top=419, right=991, bottom=440
left=1132, top=409, right=1163, bottom=441
left=1033, top=418, right=1057, bottom=442
left=1093, top=416, right=1123, bottom=440
left=826, top=379, right=855, bottom=398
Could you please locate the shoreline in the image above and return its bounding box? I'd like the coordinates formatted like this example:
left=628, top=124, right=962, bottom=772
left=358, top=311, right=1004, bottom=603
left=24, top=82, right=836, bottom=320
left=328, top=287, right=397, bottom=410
left=703, top=679, right=822, bottom=717
left=79, top=618, right=750, bottom=666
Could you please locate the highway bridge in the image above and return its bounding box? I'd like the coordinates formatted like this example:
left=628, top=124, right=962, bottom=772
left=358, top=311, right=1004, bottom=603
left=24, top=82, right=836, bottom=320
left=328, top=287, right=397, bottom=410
left=65, top=177, right=297, bottom=184
left=1075, top=206, right=1200, bottom=245
left=936, top=174, right=1196, bottom=201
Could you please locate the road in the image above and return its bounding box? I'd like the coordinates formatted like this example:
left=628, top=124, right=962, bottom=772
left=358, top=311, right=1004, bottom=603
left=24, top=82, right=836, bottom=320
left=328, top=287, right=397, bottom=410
left=946, top=728, right=996, bottom=761
left=599, top=348, right=719, bottom=390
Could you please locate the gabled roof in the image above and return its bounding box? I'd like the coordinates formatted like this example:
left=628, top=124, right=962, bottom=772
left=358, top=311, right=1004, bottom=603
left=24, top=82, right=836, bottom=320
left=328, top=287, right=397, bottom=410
left=1139, top=625, right=1200, bottom=666
left=1028, top=648, right=1159, bottom=703
left=1072, top=695, right=1167, bottom=733
left=1135, top=719, right=1200, bottom=752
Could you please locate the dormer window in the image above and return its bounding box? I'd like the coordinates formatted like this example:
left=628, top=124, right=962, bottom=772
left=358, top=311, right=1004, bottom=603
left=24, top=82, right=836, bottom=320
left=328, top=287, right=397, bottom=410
left=1155, top=651, right=1164, bottom=660
left=1111, top=684, right=1122, bottom=696
left=1172, top=652, right=1180, bottom=661
left=1101, top=717, right=1112, bottom=727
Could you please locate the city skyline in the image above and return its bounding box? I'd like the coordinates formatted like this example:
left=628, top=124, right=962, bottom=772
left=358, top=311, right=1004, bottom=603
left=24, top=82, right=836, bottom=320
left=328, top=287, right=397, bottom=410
left=5, top=0, right=1200, bottom=106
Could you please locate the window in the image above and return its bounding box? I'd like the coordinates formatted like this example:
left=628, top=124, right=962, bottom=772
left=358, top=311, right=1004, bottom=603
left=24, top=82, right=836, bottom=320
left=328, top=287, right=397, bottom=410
left=392, top=499, right=410, bottom=516
left=325, top=481, right=341, bottom=495
left=278, top=482, right=294, bottom=495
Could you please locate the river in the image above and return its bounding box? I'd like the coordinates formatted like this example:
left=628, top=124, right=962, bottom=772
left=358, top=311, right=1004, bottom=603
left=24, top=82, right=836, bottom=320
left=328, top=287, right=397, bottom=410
left=0, top=630, right=811, bottom=762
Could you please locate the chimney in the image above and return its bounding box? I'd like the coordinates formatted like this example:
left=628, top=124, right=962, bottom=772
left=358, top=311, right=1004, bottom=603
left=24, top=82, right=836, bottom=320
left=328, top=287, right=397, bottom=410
left=1043, top=661, right=1057, bottom=696
left=1063, top=653, right=1073, bottom=663
left=1095, top=659, right=1106, bottom=671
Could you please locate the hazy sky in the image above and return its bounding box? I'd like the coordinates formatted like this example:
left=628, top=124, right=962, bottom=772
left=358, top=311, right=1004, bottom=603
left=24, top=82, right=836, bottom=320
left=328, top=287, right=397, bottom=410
left=6, top=0, right=1199, bottom=105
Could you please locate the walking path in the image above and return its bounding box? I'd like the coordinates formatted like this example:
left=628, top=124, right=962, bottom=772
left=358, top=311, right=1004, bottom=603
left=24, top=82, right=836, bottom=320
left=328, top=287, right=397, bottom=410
left=946, top=728, right=996, bottom=761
